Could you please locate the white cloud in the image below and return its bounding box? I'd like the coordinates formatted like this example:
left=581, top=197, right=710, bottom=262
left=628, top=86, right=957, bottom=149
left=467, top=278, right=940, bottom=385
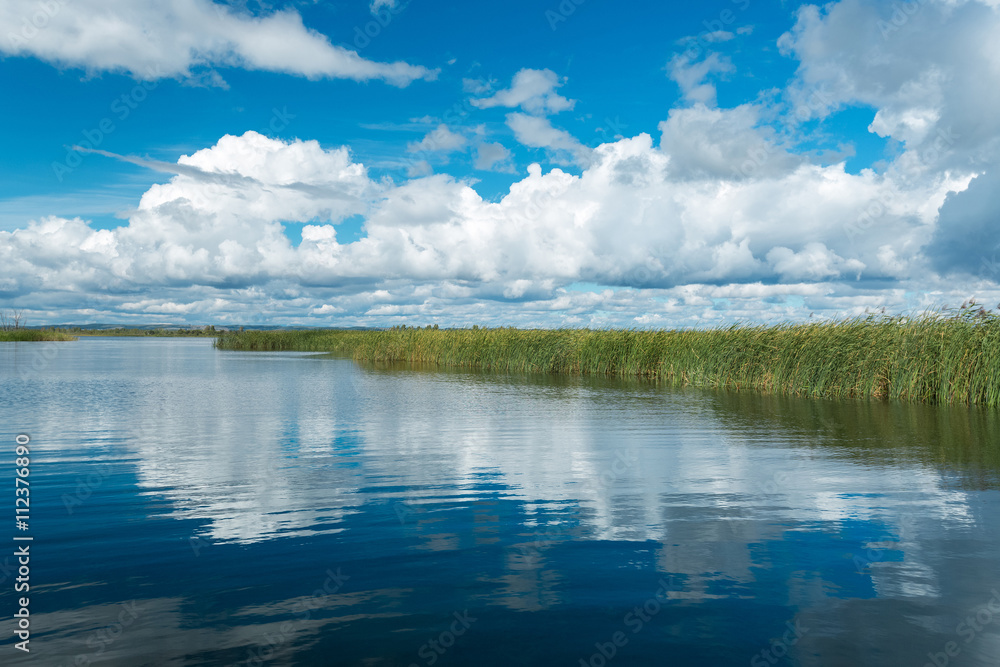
left=462, top=77, right=495, bottom=95
left=471, top=68, right=575, bottom=115
left=474, top=142, right=514, bottom=172
left=658, top=103, right=802, bottom=179
left=767, top=243, right=865, bottom=281
left=506, top=113, right=592, bottom=167
left=776, top=0, right=1000, bottom=281
left=777, top=0, right=1000, bottom=169
left=927, top=170, right=1000, bottom=276
left=0, top=0, right=435, bottom=86
left=406, top=160, right=433, bottom=178
left=668, top=52, right=735, bottom=106
left=6, top=0, right=1000, bottom=326
left=407, top=125, right=468, bottom=154
left=0, top=126, right=979, bottom=328
left=703, top=30, right=735, bottom=42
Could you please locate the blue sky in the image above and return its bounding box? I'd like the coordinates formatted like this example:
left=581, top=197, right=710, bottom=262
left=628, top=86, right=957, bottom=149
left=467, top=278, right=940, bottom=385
left=1, top=0, right=998, bottom=327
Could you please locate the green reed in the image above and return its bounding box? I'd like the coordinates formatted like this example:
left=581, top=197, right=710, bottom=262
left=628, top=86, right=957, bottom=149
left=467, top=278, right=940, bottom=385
left=214, top=304, right=1000, bottom=406
left=0, top=330, right=76, bottom=341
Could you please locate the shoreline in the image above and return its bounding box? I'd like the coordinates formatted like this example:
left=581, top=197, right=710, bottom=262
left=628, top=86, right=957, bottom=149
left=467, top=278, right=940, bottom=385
left=0, top=328, right=219, bottom=340
left=214, top=311, right=1000, bottom=407
left=0, top=331, right=77, bottom=341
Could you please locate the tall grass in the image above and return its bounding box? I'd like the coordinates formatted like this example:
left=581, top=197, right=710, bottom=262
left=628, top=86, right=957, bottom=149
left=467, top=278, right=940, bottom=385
left=0, top=330, right=76, bottom=341
left=215, top=305, right=1000, bottom=406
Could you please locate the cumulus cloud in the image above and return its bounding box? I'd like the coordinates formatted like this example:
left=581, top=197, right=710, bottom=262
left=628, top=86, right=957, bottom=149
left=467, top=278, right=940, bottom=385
left=767, top=243, right=865, bottom=282
left=471, top=68, right=575, bottom=115
left=777, top=0, right=1000, bottom=169
left=406, top=160, right=433, bottom=178
left=506, top=113, right=592, bottom=167
left=0, top=125, right=977, bottom=328
left=407, top=125, right=468, bottom=154
left=927, top=170, right=1000, bottom=277
left=474, top=142, right=514, bottom=172
left=0, top=133, right=376, bottom=293
left=0, top=0, right=435, bottom=86
left=658, top=103, right=802, bottom=180
left=5, top=0, right=1000, bottom=326
left=472, top=67, right=590, bottom=167
left=668, top=52, right=735, bottom=106
left=776, top=0, right=1000, bottom=280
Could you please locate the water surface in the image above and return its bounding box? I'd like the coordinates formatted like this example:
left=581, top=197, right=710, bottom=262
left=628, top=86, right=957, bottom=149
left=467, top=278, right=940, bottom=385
left=1, top=337, right=999, bottom=665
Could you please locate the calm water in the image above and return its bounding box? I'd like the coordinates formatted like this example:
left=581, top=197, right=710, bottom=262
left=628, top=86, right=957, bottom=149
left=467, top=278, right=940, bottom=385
left=1, top=337, right=999, bottom=666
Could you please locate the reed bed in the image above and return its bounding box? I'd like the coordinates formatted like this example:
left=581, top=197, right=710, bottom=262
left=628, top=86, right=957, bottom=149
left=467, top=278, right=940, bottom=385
left=0, top=330, right=76, bottom=341
left=214, top=305, right=1000, bottom=407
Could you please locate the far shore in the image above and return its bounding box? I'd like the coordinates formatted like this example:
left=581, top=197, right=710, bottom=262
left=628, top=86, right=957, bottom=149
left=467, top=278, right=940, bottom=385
left=0, top=330, right=77, bottom=341
left=0, top=327, right=221, bottom=340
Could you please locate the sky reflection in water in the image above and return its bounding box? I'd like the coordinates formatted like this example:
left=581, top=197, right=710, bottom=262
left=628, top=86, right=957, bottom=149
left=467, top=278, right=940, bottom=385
left=1, top=337, right=998, bottom=666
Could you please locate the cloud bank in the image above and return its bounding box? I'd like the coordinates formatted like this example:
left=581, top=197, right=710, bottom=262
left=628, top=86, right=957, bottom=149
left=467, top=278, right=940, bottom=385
left=1, top=0, right=435, bottom=85
left=3, top=0, right=1000, bottom=326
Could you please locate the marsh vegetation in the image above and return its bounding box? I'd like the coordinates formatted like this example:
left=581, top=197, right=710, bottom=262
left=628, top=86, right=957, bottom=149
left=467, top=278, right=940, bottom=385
left=215, top=303, right=1000, bottom=407
left=0, top=329, right=76, bottom=341
left=0, top=308, right=75, bottom=341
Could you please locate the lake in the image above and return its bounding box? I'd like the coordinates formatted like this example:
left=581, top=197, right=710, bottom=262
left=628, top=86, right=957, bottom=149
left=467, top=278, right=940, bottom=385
left=1, top=336, right=999, bottom=666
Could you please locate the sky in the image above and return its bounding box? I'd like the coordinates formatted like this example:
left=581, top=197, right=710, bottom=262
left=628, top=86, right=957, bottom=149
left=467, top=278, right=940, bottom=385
left=1, top=0, right=999, bottom=328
